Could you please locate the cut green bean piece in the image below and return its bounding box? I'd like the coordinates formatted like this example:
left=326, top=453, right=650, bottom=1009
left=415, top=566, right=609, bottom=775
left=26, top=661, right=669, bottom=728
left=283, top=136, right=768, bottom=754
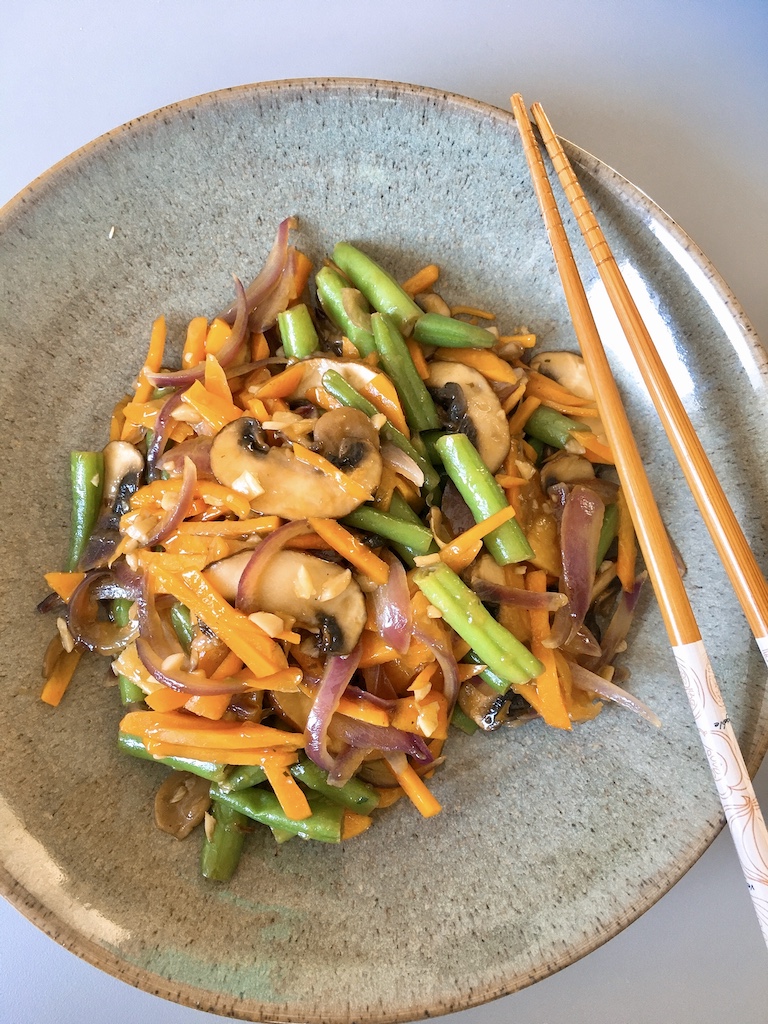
left=596, top=502, right=619, bottom=567
left=413, top=312, right=496, bottom=349
left=450, top=704, right=479, bottom=735
left=419, top=428, right=446, bottom=465
left=277, top=303, right=319, bottom=359
left=315, top=266, right=376, bottom=356
left=111, top=598, right=133, bottom=628
left=201, top=798, right=248, bottom=882
left=68, top=451, right=104, bottom=570
left=463, top=650, right=515, bottom=696
left=210, top=785, right=345, bottom=843
left=332, top=242, right=423, bottom=336
left=435, top=433, right=533, bottom=564
left=118, top=731, right=229, bottom=782
left=170, top=602, right=194, bottom=653
left=384, top=491, right=434, bottom=566
left=118, top=674, right=145, bottom=706
left=321, top=369, right=440, bottom=491
left=217, top=764, right=267, bottom=792
left=524, top=406, right=590, bottom=450
left=413, top=563, right=543, bottom=685
left=341, top=506, right=435, bottom=555
left=371, top=313, right=441, bottom=433
left=290, top=756, right=380, bottom=814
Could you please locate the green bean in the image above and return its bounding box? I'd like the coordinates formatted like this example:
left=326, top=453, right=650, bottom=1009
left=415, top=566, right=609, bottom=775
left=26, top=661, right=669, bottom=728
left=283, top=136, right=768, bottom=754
left=341, top=506, right=435, bottom=555
left=170, top=602, right=194, bottom=653
left=118, top=675, right=145, bottom=706
left=217, top=764, right=267, bottom=792
left=315, top=266, right=376, bottom=356
left=596, top=502, right=619, bottom=567
left=332, top=242, right=423, bottom=336
left=419, top=428, right=446, bottom=465
left=384, top=491, right=436, bottom=566
left=277, top=302, right=319, bottom=359
left=412, top=312, right=496, bottom=349
left=412, top=563, right=543, bottom=685
left=118, top=731, right=229, bottom=782
left=111, top=598, right=133, bottom=628
left=371, top=313, right=441, bottom=433
left=290, top=756, right=380, bottom=814
left=524, top=406, right=589, bottom=450
left=463, top=650, right=516, bottom=695
left=210, top=785, right=345, bottom=843
left=67, top=451, right=104, bottom=570
left=201, top=798, right=248, bottom=882
left=435, top=433, right=533, bottom=564
left=450, top=704, right=479, bottom=735
left=321, top=369, right=440, bottom=492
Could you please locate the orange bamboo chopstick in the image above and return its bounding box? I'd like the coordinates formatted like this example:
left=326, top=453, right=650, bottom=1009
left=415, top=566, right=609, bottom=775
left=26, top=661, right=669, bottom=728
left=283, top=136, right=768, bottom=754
left=530, top=101, right=768, bottom=666
left=510, top=92, right=768, bottom=947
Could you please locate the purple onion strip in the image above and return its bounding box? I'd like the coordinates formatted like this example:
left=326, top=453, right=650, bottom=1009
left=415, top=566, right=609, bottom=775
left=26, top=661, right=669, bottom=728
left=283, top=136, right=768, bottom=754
left=569, top=661, right=661, bottom=728
left=371, top=551, right=412, bottom=655
left=235, top=519, right=311, bottom=612
left=304, top=647, right=363, bottom=772
left=219, top=216, right=295, bottom=322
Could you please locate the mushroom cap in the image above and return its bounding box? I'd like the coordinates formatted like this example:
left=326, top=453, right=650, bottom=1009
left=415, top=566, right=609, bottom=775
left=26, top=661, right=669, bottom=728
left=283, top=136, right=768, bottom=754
left=426, top=361, right=510, bottom=473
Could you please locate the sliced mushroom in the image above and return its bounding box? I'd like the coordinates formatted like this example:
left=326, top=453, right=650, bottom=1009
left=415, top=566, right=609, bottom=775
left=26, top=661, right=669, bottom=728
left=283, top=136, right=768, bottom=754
left=529, top=350, right=594, bottom=400
left=205, top=548, right=367, bottom=655
left=209, top=408, right=382, bottom=520
left=457, top=680, right=535, bottom=731
left=539, top=452, right=596, bottom=492
left=286, top=356, right=381, bottom=402
left=79, top=441, right=145, bottom=569
left=154, top=771, right=211, bottom=839
left=426, top=362, right=510, bottom=472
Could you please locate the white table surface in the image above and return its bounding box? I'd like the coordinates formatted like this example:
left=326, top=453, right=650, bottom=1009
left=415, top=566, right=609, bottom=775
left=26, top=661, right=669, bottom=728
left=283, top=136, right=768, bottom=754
left=2, top=2, right=767, bottom=1022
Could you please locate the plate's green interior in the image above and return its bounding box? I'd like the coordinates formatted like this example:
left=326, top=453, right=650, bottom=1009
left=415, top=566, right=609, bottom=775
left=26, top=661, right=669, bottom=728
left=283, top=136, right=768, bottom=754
left=1, top=80, right=766, bottom=1023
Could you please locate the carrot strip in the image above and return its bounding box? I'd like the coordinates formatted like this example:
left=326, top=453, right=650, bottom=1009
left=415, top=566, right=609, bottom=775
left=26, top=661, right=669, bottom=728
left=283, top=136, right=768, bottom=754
left=291, top=250, right=314, bottom=300
left=255, top=363, right=306, bottom=400
left=439, top=506, right=518, bottom=572
left=185, top=651, right=243, bottom=719
left=181, top=380, right=242, bottom=434
left=109, top=395, right=131, bottom=441
left=173, top=516, right=282, bottom=537
left=502, top=381, right=527, bottom=414
left=570, top=430, right=614, bottom=465
left=358, top=373, right=410, bottom=438
left=308, top=517, right=389, bottom=585
left=406, top=338, right=430, bottom=380
left=263, top=759, right=312, bottom=820
left=615, top=486, right=637, bottom=591
left=304, top=386, right=340, bottom=411
left=507, top=395, right=541, bottom=435
left=204, top=354, right=233, bottom=404
left=41, top=648, right=82, bottom=707
left=131, top=479, right=252, bottom=519
left=401, top=264, right=439, bottom=296
left=449, top=305, right=495, bottom=320
left=341, top=809, right=373, bottom=839
left=385, top=755, right=442, bottom=817
left=292, top=445, right=374, bottom=504
left=526, top=570, right=571, bottom=730
left=524, top=368, right=595, bottom=406
left=499, top=332, right=536, bottom=348
left=134, top=316, right=167, bottom=403
left=358, top=631, right=399, bottom=668
left=182, top=316, right=208, bottom=368
left=121, top=709, right=301, bottom=746
left=44, top=572, right=86, bottom=602
left=204, top=318, right=233, bottom=357
left=122, top=398, right=164, bottom=430
left=436, top=347, right=519, bottom=385
left=145, top=742, right=298, bottom=766
left=145, top=688, right=190, bottom=712
left=251, top=332, right=270, bottom=362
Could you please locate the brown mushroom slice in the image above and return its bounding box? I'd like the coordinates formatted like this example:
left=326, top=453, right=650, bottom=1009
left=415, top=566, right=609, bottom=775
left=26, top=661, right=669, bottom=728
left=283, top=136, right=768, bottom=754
left=205, top=548, right=367, bottom=655
left=426, top=361, right=510, bottom=473
left=286, top=357, right=380, bottom=401
left=539, top=452, right=596, bottom=492
left=209, top=408, right=382, bottom=520
left=529, top=350, right=594, bottom=400
left=154, top=771, right=211, bottom=839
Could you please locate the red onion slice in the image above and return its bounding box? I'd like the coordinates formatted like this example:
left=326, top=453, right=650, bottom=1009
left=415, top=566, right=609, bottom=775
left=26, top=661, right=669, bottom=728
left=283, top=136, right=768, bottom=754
left=569, top=661, right=661, bottom=727
left=155, top=435, right=214, bottom=477
left=143, top=457, right=198, bottom=547
left=471, top=578, right=568, bottom=612
left=371, top=551, right=412, bottom=655
left=67, top=570, right=139, bottom=655
left=547, top=484, right=605, bottom=648
left=381, top=443, right=424, bottom=489
left=136, top=637, right=251, bottom=696
left=218, top=216, right=295, bottom=322
left=327, top=745, right=368, bottom=787
left=146, top=389, right=187, bottom=481
left=330, top=715, right=433, bottom=764
left=304, top=647, right=362, bottom=772
left=589, top=573, right=646, bottom=671
left=413, top=628, right=460, bottom=710
left=249, top=248, right=298, bottom=332
left=235, top=519, right=312, bottom=612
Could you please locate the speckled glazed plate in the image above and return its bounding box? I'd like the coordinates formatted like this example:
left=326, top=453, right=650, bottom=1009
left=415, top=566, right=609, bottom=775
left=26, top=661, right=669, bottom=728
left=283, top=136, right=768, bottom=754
left=1, top=79, right=767, bottom=1023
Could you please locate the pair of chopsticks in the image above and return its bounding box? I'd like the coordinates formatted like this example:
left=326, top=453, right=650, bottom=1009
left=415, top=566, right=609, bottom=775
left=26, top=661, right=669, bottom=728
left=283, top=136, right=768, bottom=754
left=509, top=93, right=768, bottom=946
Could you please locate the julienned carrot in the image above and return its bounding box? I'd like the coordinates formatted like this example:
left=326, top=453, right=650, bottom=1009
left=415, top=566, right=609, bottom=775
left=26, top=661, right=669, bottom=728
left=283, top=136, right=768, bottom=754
left=401, top=263, right=439, bottom=296
left=204, top=318, right=233, bottom=357
left=204, top=354, right=233, bottom=404
left=120, top=709, right=302, bottom=747
left=307, top=517, right=389, bottom=585
left=385, top=753, right=442, bottom=818
left=182, top=316, right=208, bottom=368
left=507, top=395, right=541, bottom=435
left=524, top=367, right=595, bottom=407
left=44, top=572, right=86, bottom=602
left=291, top=445, right=374, bottom=504
left=291, top=250, right=314, bottom=300
left=436, top=347, right=519, bottom=385
left=449, top=305, right=495, bottom=320
left=502, top=381, right=527, bottom=414
left=145, top=564, right=285, bottom=677
left=134, top=316, right=167, bottom=403
left=526, top=570, right=571, bottom=730
left=255, top=363, right=306, bottom=399
left=145, top=687, right=189, bottom=712
left=41, top=648, right=83, bottom=707
left=181, top=380, right=242, bottom=434
left=358, top=631, right=399, bottom=668
left=263, top=759, right=312, bottom=820
left=616, top=487, right=637, bottom=591
left=173, top=516, right=282, bottom=537
left=146, top=742, right=299, bottom=767
left=185, top=652, right=243, bottom=719
left=499, top=332, right=536, bottom=348
left=439, top=506, right=518, bottom=572
left=341, top=809, right=374, bottom=839
left=358, top=373, right=410, bottom=438
left=109, top=395, right=131, bottom=441
left=131, top=479, right=252, bottom=519
left=570, top=430, right=614, bottom=465
left=406, top=338, right=430, bottom=381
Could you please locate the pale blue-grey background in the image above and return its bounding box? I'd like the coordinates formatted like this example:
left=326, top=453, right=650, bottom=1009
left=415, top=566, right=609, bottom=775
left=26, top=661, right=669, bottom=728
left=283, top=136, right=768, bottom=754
left=1, top=2, right=767, bottom=1022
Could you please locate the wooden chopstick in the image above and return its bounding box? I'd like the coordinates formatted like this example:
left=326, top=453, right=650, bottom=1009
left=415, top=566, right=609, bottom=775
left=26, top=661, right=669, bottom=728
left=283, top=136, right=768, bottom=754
left=510, top=92, right=768, bottom=947
left=530, top=100, right=768, bottom=669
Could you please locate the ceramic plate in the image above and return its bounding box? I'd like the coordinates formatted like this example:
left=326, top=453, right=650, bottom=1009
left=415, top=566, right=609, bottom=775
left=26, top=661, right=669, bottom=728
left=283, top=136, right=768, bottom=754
left=1, top=79, right=766, bottom=1023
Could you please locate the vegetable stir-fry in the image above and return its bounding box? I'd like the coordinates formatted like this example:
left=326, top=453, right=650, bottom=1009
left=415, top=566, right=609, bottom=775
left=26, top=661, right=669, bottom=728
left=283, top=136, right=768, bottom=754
left=39, top=218, right=659, bottom=879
